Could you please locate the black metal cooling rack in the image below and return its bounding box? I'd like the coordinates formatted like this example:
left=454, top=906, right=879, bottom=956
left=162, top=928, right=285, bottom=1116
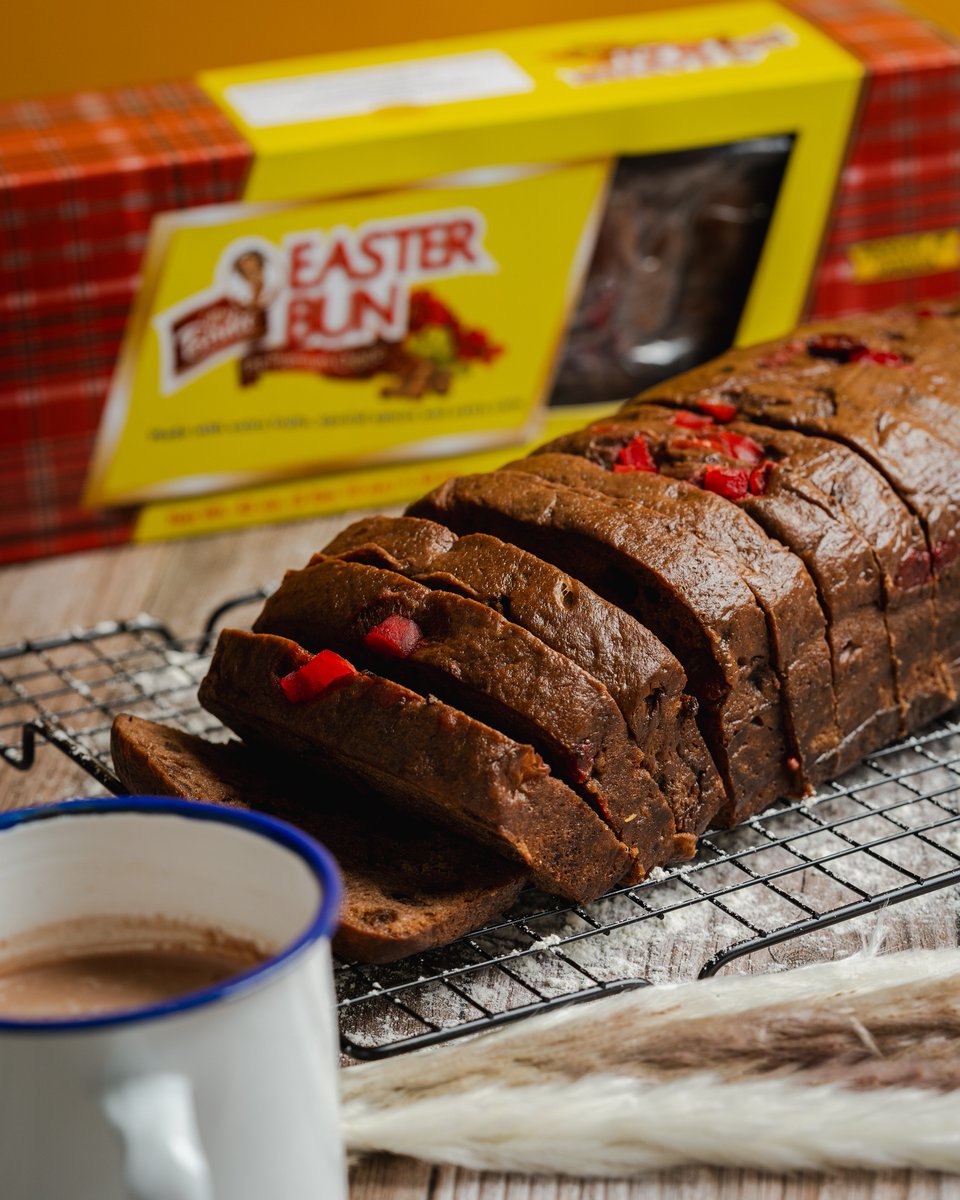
left=3, top=594, right=960, bottom=1060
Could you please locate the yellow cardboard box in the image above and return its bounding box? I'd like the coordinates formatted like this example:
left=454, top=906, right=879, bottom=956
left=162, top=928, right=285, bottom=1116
left=80, top=1, right=862, bottom=526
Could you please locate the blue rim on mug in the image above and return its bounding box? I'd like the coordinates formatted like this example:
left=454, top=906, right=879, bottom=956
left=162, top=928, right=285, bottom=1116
left=0, top=796, right=343, bottom=1033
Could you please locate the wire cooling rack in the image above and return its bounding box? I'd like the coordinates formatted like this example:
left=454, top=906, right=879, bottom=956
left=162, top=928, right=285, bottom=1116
left=3, top=594, right=960, bottom=1060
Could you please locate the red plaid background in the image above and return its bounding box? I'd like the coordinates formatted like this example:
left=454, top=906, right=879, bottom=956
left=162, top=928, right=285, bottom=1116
left=0, top=430, right=136, bottom=564
left=0, top=80, right=251, bottom=562
left=793, top=0, right=960, bottom=316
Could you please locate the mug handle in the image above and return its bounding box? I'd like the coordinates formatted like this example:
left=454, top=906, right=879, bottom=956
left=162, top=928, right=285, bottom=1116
left=103, top=1074, right=215, bottom=1200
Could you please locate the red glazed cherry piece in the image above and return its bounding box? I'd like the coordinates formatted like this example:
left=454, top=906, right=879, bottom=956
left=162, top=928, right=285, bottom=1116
left=932, top=537, right=959, bottom=576
left=695, top=398, right=737, bottom=423
left=756, top=339, right=804, bottom=368
left=614, top=435, right=657, bottom=473
left=281, top=649, right=358, bottom=703
left=702, top=466, right=749, bottom=500
left=672, top=410, right=716, bottom=430
left=850, top=348, right=906, bottom=366
left=669, top=434, right=723, bottom=453
left=717, top=431, right=765, bottom=465
left=364, top=614, right=423, bottom=658
left=571, top=740, right=596, bottom=786
left=895, top=548, right=933, bottom=589
left=749, top=464, right=772, bottom=495
left=806, top=333, right=867, bottom=363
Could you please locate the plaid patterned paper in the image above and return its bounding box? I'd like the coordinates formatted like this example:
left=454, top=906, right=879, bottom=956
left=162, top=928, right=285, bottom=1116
left=0, top=82, right=250, bottom=297
left=0, top=299, right=133, bottom=397
left=793, top=0, right=960, bottom=317
left=0, top=374, right=137, bottom=564
left=0, top=374, right=113, bottom=450
left=0, top=429, right=135, bottom=565
left=0, top=81, right=250, bottom=560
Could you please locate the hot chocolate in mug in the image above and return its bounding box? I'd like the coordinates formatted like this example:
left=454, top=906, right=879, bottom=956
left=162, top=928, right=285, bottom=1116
left=0, top=796, right=347, bottom=1200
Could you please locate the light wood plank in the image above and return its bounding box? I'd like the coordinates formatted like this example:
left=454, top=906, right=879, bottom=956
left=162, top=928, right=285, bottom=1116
left=0, top=540, right=165, bottom=643
left=142, top=510, right=391, bottom=636
left=350, top=1154, right=434, bottom=1199
left=423, top=1167, right=960, bottom=1200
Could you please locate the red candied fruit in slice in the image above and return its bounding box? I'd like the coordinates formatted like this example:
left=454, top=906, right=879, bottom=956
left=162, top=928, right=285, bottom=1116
left=702, top=466, right=749, bottom=500
left=895, top=547, right=933, bottom=589
left=672, top=409, right=716, bottom=430
left=806, top=333, right=867, bottom=363
left=695, top=398, right=737, bottom=423
left=280, top=649, right=358, bottom=703
left=571, top=740, right=597, bottom=786
left=850, top=348, right=907, bottom=366
left=669, top=434, right=725, bottom=454
left=364, top=614, right=423, bottom=658
left=717, top=431, right=765, bottom=465
left=614, top=434, right=657, bottom=473
left=933, top=537, right=959, bottom=575
left=755, top=339, right=804, bottom=368
left=749, top=463, right=772, bottom=495
left=667, top=430, right=763, bottom=465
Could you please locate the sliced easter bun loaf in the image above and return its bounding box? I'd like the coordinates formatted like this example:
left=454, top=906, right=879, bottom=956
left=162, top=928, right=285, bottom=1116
left=198, top=629, right=636, bottom=901
left=323, top=515, right=725, bottom=845
left=410, top=471, right=799, bottom=824
left=513, top=449, right=838, bottom=788
left=628, top=312, right=960, bottom=694
left=253, top=555, right=680, bottom=870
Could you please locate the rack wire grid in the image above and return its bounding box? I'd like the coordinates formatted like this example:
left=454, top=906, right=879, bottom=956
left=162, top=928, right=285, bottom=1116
left=2, top=593, right=960, bottom=1060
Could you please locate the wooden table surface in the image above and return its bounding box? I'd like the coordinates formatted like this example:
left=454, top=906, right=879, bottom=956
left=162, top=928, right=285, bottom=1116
left=3, top=514, right=959, bottom=1200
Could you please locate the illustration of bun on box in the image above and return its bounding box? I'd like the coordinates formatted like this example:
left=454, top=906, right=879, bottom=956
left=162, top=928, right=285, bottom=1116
left=156, top=212, right=504, bottom=398
left=235, top=282, right=503, bottom=402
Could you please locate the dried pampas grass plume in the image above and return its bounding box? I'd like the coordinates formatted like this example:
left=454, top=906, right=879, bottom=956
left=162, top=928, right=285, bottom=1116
left=341, top=948, right=960, bottom=1175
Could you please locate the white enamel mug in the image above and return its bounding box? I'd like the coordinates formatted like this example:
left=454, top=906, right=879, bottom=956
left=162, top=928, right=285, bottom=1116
left=0, top=796, right=347, bottom=1200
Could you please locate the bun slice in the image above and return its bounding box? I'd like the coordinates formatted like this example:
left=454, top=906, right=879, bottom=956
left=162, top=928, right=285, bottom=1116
left=411, top=471, right=800, bottom=825
left=324, top=515, right=726, bottom=843
left=254, top=555, right=681, bottom=869
left=198, top=629, right=636, bottom=902
left=111, top=713, right=527, bottom=963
